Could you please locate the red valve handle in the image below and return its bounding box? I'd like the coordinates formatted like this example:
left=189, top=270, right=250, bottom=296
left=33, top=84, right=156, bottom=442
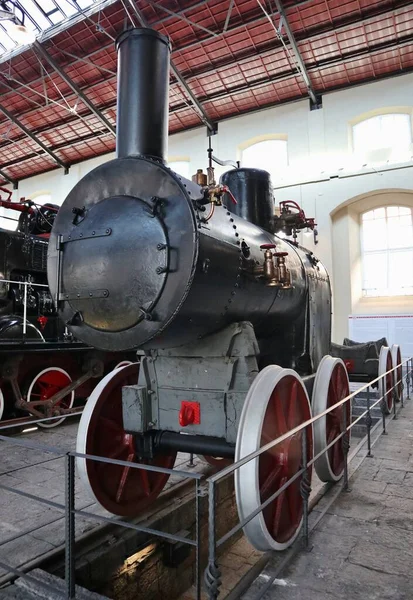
left=221, top=185, right=238, bottom=205
left=274, top=252, right=288, bottom=257
left=260, top=244, right=276, bottom=250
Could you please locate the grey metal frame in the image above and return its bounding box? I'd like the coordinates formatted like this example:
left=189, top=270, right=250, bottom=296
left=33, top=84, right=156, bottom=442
left=0, top=355, right=410, bottom=599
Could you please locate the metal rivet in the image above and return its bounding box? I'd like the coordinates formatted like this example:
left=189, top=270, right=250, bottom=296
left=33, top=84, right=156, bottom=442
left=92, top=231, right=95, bottom=235
left=79, top=233, right=83, bottom=237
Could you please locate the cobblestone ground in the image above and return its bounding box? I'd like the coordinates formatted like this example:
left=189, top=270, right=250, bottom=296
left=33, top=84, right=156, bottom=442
left=241, top=397, right=413, bottom=600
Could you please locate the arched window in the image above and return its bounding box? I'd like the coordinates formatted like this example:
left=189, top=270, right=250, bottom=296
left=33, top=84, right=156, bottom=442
left=361, top=206, right=413, bottom=297
left=241, top=139, right=288, bottom=181
left=353, top=113, right=412, bottom=158
left=168, top=160, right=190, bottom=179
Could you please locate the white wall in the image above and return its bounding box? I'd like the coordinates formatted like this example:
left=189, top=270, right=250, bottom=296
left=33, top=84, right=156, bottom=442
left=6, top=72, right=413, bottom=341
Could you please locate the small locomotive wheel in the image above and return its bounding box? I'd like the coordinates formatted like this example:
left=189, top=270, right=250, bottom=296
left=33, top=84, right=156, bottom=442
left=113, top=360, right=134, bottom=370
left=26, top=367, right=75, bottom=428
left=312, top=356, right=351, bottom=483
left=76, top=364, right=176, bottom=516
left=379, top=347, right=394, bottom=414
left=235, top=365, right=313, bottom=551
left=390, top=345, right=402, bottom=401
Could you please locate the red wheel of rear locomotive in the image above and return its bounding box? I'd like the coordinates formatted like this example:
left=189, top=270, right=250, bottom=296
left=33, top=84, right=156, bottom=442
left=379, top=347, right=393, bottom=414
left=76, top=364, right=176, bottom=516
left=313, top=357, right=351, bottom=482
left=235, top=366, right=313, bottom=551
left=26, top=367, right=75, bottom=428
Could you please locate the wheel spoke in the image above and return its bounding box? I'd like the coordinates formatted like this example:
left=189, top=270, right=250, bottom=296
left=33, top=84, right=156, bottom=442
left=274, top=393, right=287, bottom=433
left=272, top=476, right=287, bottom=537
left=115, top=452, right=134, bottom=502
left=140, top=468, right=151, bottom=497
left=260, top=465, right=283, bottom=500
left=100, top=416, right=123, bottom=435
left=287, top=479, right=301, bottom=523
left=287, top=381, right=298, bottom=429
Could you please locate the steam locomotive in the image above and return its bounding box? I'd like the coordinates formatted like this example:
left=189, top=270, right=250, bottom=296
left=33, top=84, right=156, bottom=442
left=0, top=193, right=134, bottom=426
left=47, top=28, right=397, bottom=551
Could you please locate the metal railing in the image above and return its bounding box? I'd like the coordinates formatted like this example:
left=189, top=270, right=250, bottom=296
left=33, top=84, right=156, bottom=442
left=204, top=357, right=413, bottom=599
left=0, top=357, right=411, bottom=600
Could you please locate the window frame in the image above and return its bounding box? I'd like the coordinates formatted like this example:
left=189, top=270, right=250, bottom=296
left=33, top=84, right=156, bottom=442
left=350, top=108, right=413, bottom=157
left=360, top=205, right=413, bottom=298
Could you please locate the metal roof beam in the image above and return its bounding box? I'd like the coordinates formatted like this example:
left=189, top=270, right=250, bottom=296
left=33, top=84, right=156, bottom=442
left=0, top=168, right=18, bottom=188
left=33, top=40, right=116, bottom=137
left=0, top=102, right=68, bottom=170
left=126, top=0, right=216, bottom=132
left=273, top=0, right=317, bottom=105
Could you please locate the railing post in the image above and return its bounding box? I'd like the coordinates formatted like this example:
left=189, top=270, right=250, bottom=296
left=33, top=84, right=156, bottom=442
left=366, top=386, right=373, bottom=458
left=204, top=481, right=221, bottom=600
left=393, top=379, right=397, bottom=420
left=381, top=385, right=387, bottom=436
left=407, top=361, right=411, bottom=401
left=187, top=453, right=195, bottom=468
left=342, top=402, right=350, bottom=492
left=300, top=423, right=311, bottom=548
left=65, top=454, right=76, bottom=599
left=195, top=480, right=203, bottom=600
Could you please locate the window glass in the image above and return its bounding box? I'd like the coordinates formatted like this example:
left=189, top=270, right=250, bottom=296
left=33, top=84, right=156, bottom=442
left=241, top=139, right=288, bottom=182
left=353, top=114, right=412, bottom=156
left=361, top=206, right=413, bottom=296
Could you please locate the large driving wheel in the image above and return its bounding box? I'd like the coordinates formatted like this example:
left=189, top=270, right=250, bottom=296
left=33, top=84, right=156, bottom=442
left=76, top=364, right=176, bottom=516
left=391, top=344, right=402, bottom=401
left=235, top=365, right=313, bottom=551
left=379, top=347, right=393, bottom=414
left=313, top=356, right=351, bottom=482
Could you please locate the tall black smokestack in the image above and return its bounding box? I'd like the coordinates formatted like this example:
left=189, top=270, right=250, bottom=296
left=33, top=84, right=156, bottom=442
left=116, top=28, right=171, bottom=162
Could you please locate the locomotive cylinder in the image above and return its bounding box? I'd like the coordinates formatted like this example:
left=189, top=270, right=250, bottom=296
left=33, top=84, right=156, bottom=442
left=116, top=28, right=171, bottom=162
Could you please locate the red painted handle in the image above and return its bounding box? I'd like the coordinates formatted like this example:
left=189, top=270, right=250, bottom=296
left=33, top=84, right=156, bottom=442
left=274, top=252, right=288, bottom=257
left=260, top=244, right=276, bottom=250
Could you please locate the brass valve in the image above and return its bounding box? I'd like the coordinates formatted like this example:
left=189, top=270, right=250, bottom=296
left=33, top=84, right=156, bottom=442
left=259, top=245, right=292, bottom=288
left=260, top=244, right=279, bottom=287
left=274, top=252, right=292, bottom=289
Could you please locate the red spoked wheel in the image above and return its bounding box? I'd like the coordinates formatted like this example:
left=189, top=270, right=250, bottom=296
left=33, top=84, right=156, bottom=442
left=391, top=345, right=402, bottom=401
left=235, top=365, right=313, bottom=551
left=379, top=347, right=393, bottom=414
left=313, top=356, right=351, bottom=482
left=26, top=367, right=75, bottom=428
left=76, top=364, right=176, bottom=516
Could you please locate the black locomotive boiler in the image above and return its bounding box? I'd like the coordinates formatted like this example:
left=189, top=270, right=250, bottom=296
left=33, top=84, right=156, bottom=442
left=0, top=194, right=134, bottom=427
left=48, top=28, right=353, bottom=551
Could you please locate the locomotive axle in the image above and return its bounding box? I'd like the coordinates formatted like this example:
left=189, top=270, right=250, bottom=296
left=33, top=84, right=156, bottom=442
left=134, top=430, right=235, bottom=461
